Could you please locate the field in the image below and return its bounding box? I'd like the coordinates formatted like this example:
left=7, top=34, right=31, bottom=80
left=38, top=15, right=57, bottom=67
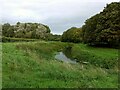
left=2, top=41, right=118, bottom=88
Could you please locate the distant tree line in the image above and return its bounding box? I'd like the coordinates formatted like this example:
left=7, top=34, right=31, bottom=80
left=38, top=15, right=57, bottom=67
left=61, top=2, right=120, bottom=47
left=2, top=22, right=61, bottom=41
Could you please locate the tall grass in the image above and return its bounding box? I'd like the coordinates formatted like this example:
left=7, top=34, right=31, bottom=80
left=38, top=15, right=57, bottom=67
left=71, top=44, right=118, bottom=69
left=2, top=41, right=118, bottom=88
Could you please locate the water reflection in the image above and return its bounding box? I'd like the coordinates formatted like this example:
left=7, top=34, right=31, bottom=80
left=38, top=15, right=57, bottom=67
left=55, top=45, right=77, bottom=64
left=62, top=48, right=73, bottom=59
left=55, top=52, right=77, bottom=64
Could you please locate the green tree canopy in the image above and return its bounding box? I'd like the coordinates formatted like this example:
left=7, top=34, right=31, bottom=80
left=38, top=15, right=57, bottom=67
left=61, top=27, right=82, bottom=43
left=2, top=22, right=52, bottom=40
left=82, top=2, right=120, bottom=47
left=2, top=23, right=15, bottom=37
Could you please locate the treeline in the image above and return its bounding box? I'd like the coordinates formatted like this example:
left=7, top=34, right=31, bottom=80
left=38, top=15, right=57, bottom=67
left=2, top=22, right=61, bottom=41
left=2, top=2, right=120, bottom=47
left=61, top=2, right=120, bottom=47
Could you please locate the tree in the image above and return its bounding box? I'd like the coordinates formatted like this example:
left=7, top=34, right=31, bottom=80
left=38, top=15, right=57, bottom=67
left=61, top=27, right=82, bottom=43
left=2, top=22, right=52, bottom=40
left=46, top=34, right=61, bottom=41
left=2, top=23, right=14, bottom=37
left=82, top=2, right=120, bottom=47
left=7, top=26, right=15, bottom=37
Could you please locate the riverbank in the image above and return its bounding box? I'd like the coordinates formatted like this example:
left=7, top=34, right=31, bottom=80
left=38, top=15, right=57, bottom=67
left=2, top=41, right=118, bottom=88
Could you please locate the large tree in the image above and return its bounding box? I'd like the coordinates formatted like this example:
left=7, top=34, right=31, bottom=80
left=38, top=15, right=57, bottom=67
left=82, top=2, right=120, bottom=47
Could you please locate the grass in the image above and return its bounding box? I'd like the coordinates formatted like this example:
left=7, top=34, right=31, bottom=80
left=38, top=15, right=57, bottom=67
left=2, top=41, right=118, bottom=88
left=71, top=44, right=118, bottom=69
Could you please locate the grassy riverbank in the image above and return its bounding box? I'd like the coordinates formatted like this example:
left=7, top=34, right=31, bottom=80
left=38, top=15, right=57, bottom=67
left=2, top=41, right=118, bottom=88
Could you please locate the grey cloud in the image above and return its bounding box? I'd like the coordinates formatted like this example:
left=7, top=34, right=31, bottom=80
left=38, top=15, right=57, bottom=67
left=1, top=0, right=119, bottom=34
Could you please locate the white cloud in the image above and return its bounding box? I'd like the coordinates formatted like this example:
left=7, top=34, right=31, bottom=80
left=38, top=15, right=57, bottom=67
left=0, top=0, right=119, bottom=34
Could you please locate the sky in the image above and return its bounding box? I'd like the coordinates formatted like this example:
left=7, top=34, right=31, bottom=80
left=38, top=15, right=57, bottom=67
left=0, top=0, right=119, bottom=34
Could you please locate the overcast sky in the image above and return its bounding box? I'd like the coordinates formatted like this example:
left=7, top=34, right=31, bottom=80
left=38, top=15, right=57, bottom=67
left=0, top=0, right=119, bottom=34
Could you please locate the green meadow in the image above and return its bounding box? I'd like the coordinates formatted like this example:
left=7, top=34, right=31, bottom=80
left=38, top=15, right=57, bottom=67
left=2, top=41, right=118, bottom=88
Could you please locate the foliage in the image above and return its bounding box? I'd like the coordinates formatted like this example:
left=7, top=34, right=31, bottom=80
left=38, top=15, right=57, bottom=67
left=61, top=27, right=82, bottom=43
left=82, top=2, right=120, bottom=47
left=46, top=34, right=61, bottom=41
left=2, top=23, right=15, bottom=37
left=2, top=22, right=51, bottom=40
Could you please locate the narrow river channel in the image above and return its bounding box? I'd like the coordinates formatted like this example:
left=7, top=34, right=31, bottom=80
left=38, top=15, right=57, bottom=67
left=55, top=51, right=77, bottom=64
